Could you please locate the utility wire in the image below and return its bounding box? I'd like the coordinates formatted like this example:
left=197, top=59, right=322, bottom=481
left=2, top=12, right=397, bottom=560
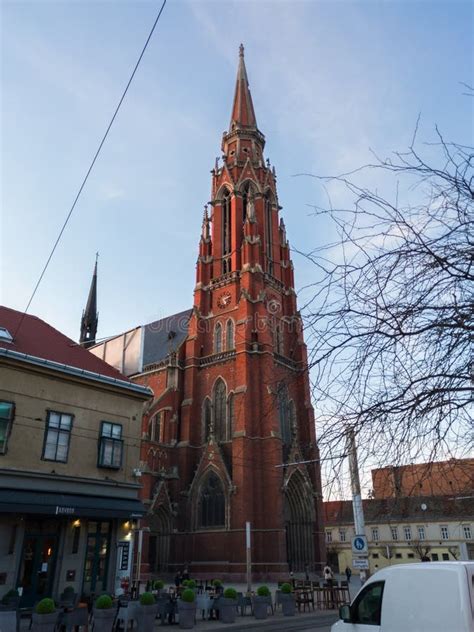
left=13, top=0, right=168, bottom=340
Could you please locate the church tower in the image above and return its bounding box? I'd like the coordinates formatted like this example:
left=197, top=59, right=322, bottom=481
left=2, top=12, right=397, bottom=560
left=80, top=256, right=99, bottom=348
left=122, top=46, right=324, bottom=580
left=174, top=45, right=324, bottom=576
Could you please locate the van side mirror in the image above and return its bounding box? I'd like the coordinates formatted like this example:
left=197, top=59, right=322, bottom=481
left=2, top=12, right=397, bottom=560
left=339, top=604, right=352, bottom=622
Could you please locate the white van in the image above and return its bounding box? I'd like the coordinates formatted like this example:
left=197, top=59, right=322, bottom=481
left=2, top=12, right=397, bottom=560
left=331, top=562, right=474, bottom=632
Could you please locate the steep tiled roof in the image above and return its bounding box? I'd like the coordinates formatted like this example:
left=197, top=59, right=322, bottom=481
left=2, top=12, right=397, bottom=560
left=324, top=495, right=474, bottom=526
left=142, top=309, right=192, bottom=368
left=0, top=305, right=130, bottom=382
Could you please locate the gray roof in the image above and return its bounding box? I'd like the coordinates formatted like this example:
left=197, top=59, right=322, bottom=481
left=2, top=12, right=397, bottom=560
left=142, top=309, right=192, bottom=368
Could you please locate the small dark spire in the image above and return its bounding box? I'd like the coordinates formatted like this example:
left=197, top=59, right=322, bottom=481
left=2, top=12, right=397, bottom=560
left=80, top=254, right=99, bottom=348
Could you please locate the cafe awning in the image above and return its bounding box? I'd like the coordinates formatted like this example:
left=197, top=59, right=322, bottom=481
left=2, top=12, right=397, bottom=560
left=0, top=488, right=145, bottom=519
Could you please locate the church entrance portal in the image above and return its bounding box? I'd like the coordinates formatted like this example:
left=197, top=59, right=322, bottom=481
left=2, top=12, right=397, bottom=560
left=284, top=471, right=315, bottom=572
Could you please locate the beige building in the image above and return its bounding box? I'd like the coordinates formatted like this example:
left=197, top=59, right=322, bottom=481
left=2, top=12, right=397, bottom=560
left=323, top=496, right=474, bottom=576
left=0, top=307, right=151, bottom=606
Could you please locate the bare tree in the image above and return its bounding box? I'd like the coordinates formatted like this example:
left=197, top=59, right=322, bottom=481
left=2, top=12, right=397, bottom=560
left=299, top=129, right=473, bottom=476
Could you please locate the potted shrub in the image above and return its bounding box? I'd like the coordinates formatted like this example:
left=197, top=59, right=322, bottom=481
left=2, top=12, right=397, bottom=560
left=137, top=592, right=158, bottom=632
left=279, top=583, right=296, bottom=616
left=1, top=589, right=19, bottom=609
left=219, top=587, right=238, bottom=624
left=253, top=586, right=271, bottom=620
left=212, top=579, right=223, bottom=594
left=186, top=579, right=196, bottom=591
left=31, top=598, right=58, bottom=632
left=153, top=580, right=165, bottom=596
left=92, top=595, right=116, bottom=632
left=178, top=588, right=196, bottom=629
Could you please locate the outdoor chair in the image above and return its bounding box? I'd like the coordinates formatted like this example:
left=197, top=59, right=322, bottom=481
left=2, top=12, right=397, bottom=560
left=195, top=594, right=212, bottom=620
left=236, top=593, right=252, bottom=616
left=115, top=600, right=139, bottom=631
left=60, top=604, right=89, bottom=632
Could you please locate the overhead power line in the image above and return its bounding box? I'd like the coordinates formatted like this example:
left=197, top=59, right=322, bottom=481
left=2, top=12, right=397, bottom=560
left=14, top=0, right=168, bottom=340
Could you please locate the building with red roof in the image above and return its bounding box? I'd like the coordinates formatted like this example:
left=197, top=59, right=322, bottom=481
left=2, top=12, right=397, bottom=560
left=0, top=305, right=151, bottom=605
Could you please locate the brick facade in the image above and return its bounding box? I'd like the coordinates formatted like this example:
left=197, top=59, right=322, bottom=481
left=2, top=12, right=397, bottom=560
left=131, top=47, right=324, bottom=581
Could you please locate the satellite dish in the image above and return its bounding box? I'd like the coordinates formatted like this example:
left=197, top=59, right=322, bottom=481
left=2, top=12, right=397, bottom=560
left=421, top=503, right=427, bottom=511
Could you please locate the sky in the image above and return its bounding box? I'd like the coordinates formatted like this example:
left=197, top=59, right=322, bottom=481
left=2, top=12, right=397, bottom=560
left=1, top=0, right=473, bottom=492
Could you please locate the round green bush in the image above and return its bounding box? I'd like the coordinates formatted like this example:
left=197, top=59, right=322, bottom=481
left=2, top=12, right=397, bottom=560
left=223, top=588, right=237, bottom=600
left=140, top=592, right=155, bottom=606
left=63, top=586, right=75, bottom=594
left=1, top=590, right=18, bottom=604
left=257, top=585, right=270, bottom=597
left=181, top=588, right=195, bottom=603
left=35, top=598, right=56, bottom=614
left=186, top=579, right=196, bottom=589
left=95, top=595, right=113, bottom=609
left=280, top=583, right=292, bottom=594
left=181, top=579, right=190, bottom=587
left=153, top=580, right=164, bottom=590
left=212, top=579, right=222, bottom=588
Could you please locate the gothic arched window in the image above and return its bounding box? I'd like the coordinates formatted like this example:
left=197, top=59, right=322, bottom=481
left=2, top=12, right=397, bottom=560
left=198, top=471, right=225, bottom=528
left=213, top=379, right=227, bottom=442
left=278, top=384, right=291, bottom=446
left=227, top=394, right=234, bottom=441
left=289, top=400, right=297, bottom=439
left=149, top=411, right=162, bottom=443
left=202, top=398, right=212, bottom=443
left=215, top=323, right=222, bottom=354
left=222, top=189, right=231, bottom=274
left=226, top=319, right=235, bottom=350
left=265, top=192, right=273, bottom=274
left=242, top=181, right=255, bottom=223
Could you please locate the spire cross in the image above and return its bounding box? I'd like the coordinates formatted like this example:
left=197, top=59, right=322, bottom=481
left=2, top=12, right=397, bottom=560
left=239, top=43, right=244, bottom=57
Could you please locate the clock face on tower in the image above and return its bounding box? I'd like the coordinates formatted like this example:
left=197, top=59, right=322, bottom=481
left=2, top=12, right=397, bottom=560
left=217, top=291, right=232, bottom=309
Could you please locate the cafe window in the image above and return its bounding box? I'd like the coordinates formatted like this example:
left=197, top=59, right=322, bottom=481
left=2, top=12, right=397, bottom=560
left=0, top=401, right=15, bottom=454
left=42, top=411, right=73, bottom=462
left=440, top=525, right=449, bottom=540
left=98, top=422, right=123, bottom=469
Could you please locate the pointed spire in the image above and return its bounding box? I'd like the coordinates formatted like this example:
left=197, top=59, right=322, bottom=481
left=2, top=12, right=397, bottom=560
left=201, top=205, right=210, bottom=241
left=229, top=44, right=257, bottom=130
left=80, top=254, right=99, bottom=348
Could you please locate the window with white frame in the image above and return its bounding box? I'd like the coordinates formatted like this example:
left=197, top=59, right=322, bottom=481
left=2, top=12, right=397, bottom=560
left=404, top=526, right=412, bottom=541
left=390, top=526, right=398, bottom=541
left=98, top=422, right=123, bottom=468
left=325, top=531, right=332, bottom=543
left=42, top=411, right=73, bottom=462
left=440, top=525, right=449, bottom=540
left=463, top=525, right=472, bottom=540
left=417, top=526, right=425, bottom=540
left=339, top=529, right=347, bottom=542
left=371, top=527, right=379, bottom=542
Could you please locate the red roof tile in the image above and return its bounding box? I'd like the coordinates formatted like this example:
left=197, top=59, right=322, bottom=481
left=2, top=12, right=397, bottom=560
left=0, top=306, right=130, bottom=382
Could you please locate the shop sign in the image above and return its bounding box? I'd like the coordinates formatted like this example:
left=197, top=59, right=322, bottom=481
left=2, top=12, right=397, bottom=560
left=55, top=506, right=75, bottom=515
left=119, top=541, right=130, bottom=571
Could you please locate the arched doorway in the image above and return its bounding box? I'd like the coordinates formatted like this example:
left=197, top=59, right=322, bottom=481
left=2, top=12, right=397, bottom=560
left=149, top=505, right=172, bottom=572
left=284, top=471, right=315, bottom=572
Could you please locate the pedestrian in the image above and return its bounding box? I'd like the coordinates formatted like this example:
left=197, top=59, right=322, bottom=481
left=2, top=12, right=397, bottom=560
left=345, top=566, right=352, bottom=583
left=289, top=570, right=295, bottom=587
left=182, top=566, right=190, bottom=581
left=174, top=572, right=181, bottom=587
left=323, top=563, right=334, bottom=586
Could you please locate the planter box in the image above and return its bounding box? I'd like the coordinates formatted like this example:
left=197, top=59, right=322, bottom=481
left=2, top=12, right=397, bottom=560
left=92, top=608, right=116, bottom=632
left=0, top=610, right=17, bottom=632
left=136, top=603, right=159, bottom=632
left=178, top=601, right=196, bottom=629
left=252, top=596, right=270, bottom=620
left=31, top=611, right=59, bottom=632
left=280, top=593, right=296, bottom=616
left=218, top=598, right=237, bottom=623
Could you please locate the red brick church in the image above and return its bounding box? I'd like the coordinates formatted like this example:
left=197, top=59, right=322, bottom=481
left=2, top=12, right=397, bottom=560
left=88, top=46, right=324, bottom=580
